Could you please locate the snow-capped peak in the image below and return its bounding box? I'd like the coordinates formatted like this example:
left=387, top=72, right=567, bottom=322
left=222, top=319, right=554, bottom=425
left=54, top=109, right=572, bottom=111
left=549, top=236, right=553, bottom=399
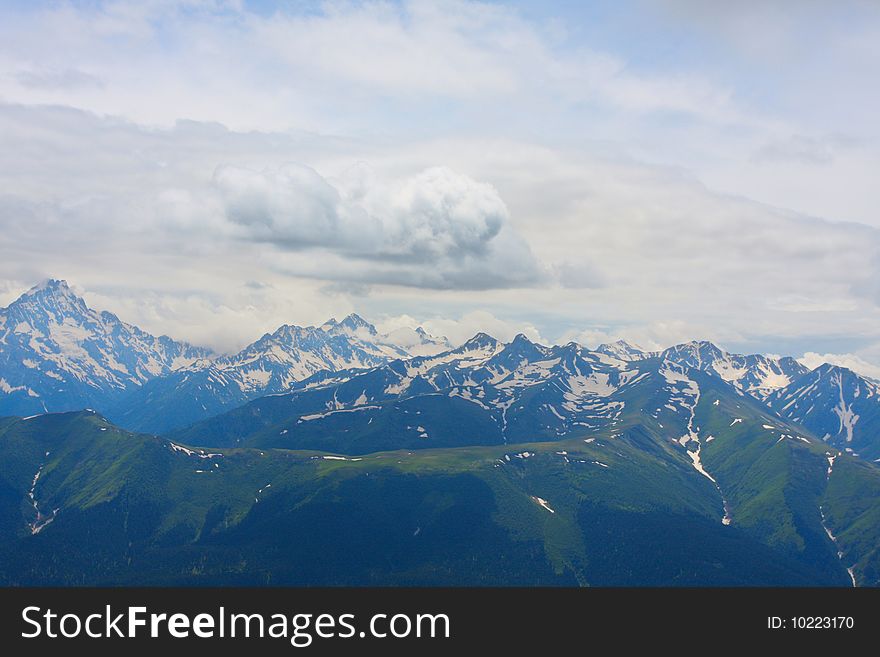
left=766, top=360, right=880, bottom=459
left=0, top=279, right=211, bottom=417
left=503, top=333, right=547, bottom=358
left=382, top=325, right=450, bottom=357
left=27, top=278, right=74, bottom=295
left=662, top=340, right=725, bottom=365
left=813, top=362, right=853, bottom=377
left=595, top=339, right=647, bottom=361
left=461, top=332, right=499, bottom=350
left=333, top=313, right=377, bottom=336
left=13, top=278, right=87, bottom=314
left=660, top=340, right=808, bottom=397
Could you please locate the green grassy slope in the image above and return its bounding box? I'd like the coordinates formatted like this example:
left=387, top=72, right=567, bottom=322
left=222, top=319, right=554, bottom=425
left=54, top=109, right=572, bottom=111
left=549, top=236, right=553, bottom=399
left=1, top=410, right=873, bottom=586
left=821, top=455, right=880, bottom=585
left=690, top=377, right=863, bottom=586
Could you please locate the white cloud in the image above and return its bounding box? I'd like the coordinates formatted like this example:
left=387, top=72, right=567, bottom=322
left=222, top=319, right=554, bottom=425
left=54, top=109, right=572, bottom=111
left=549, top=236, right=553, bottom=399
left=0, top=0, right=744, bottom=132
left=215, top=163, right=509, bottom=260
left=213, top=163, right=362, bottom=249
left=378, top=166, right=508, bottom=259
left=82, top=279, right=353, bottom=355
left=2, top=103, right=880, bottom=364
left=551, top=261, right=605, bottom=289
left=557, top=320, right=747, bottom=353
left=752, top=135, right=837, bottom=165
left=209, top=163, right=543, bottom=289
left=798, top=352, right=880, bottom=380
left=1, top=1, right=879, bottom=373
left=378, top=310, right=545, bottom=346
left=14, top=66, right=104, bottom=90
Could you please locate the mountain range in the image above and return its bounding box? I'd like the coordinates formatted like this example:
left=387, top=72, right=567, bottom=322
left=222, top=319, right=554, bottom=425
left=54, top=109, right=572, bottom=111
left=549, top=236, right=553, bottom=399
left=6, top=279, right=875, bottom=457
left=1, top=279, right=879, bottom=586
left=107, top=312, right=449, bottom=434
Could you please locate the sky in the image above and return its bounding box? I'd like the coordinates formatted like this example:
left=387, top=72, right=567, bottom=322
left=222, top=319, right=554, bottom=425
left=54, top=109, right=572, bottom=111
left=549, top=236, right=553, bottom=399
left=1, top=0, right=879, bottom=377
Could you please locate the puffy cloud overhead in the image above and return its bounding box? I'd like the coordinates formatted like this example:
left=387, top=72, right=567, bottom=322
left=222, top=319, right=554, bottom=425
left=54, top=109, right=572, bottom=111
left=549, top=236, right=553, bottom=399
left=209, top=163, right=541, bottom=288
left=215, top=164, right=352, bottom=250
left=0, top=102, right=541, bottom=293
left=0, top=1, right=878, bottom=374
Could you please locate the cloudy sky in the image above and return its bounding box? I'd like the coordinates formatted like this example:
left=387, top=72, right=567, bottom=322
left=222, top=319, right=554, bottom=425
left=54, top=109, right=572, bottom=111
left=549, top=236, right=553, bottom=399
left=1, top=0, right=879, bottom=376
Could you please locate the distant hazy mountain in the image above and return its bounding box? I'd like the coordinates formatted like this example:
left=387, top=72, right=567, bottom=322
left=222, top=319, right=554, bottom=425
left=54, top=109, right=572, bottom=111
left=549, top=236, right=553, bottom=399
left=0, top=280, right=449, bottom=432
left=108, top=313, right=450, bottom=433
left=595, top=339, right=654, bottom=361
left=0, top=280, right=209, bottom=416
left=2, top=279, right=879, bottom=462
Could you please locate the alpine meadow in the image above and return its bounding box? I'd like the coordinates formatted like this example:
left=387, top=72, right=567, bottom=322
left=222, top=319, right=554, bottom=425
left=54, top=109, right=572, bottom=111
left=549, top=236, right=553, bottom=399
left=2, top=1, right=880, bottom=589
